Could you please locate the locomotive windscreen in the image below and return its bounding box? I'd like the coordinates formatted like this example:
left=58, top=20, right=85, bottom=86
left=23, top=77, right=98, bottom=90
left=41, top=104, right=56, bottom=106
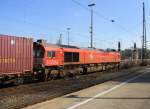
left=34, top=50, right=44, bottom=58
left=64, top=52, right=79, bottom=62
left=33, top=42, right=45, bottom=58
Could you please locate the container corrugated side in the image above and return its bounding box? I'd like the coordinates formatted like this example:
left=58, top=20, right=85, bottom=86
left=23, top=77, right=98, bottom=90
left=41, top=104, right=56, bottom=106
left=0, top=35, right=33, bottom=75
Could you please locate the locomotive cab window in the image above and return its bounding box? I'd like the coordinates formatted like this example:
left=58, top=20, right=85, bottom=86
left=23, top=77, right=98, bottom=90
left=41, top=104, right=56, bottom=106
left=47, top=51, right=56, bottom=58
left=34, top=50, right=44, bottom=58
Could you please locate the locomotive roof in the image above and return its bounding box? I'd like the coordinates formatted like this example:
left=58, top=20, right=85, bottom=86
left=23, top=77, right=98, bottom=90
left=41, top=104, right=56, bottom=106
left=34, top=41, right=118, bottom=53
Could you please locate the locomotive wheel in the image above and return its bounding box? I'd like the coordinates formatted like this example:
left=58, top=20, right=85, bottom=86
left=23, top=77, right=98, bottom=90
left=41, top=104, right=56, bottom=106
left=50, top=70, right=59, bottom=80
left=59, top=70, right=66, bottom=78
left=36, top=69, right=49, bottom=82
left=37, top=74, right=45, bottom=82
left=83, top=67, right=87, bottom=74
left=49, top=74, right=57, bottom=80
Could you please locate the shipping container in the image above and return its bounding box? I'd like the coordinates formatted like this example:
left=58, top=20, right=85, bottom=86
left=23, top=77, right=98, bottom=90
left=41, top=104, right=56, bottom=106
left=0, top=35, right=33, bottom=76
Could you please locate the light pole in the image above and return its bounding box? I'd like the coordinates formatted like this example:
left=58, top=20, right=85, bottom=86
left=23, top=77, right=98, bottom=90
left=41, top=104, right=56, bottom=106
left=88, top=3, right=95, bottom=48
left=67, top=28, right=71, bottom=46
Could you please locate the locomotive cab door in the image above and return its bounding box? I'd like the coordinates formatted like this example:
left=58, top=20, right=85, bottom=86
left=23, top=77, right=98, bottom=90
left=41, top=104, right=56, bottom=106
left=33, top=42, right=45, bottom=69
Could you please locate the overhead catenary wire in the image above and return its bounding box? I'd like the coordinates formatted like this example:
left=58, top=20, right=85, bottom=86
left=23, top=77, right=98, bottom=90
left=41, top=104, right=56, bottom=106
left=71, top=0, right=142, bottom=37
left=71, top=0, right=113, bottom=22
left=1, top=0, right=144, bottom=49
left=2, top=14, right=120, bottom=49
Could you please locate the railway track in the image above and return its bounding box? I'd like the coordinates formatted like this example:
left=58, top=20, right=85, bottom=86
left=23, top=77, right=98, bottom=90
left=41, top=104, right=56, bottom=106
left=0, top=66, right=148, bottom=109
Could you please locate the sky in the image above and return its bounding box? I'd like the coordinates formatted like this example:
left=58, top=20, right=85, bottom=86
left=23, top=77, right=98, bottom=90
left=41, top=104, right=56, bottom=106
left=0, top=0, right=149, bottom=49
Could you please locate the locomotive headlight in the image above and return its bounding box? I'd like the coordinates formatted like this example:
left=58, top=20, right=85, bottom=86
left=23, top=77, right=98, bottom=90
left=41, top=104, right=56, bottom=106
left=34, top=71, right=37, bottom=75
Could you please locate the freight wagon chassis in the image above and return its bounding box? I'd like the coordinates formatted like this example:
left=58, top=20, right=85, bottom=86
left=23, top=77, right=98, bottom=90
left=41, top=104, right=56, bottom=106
left=0, top=72, right=34, bottom=86
left=0, top=74, right=18, bottom=86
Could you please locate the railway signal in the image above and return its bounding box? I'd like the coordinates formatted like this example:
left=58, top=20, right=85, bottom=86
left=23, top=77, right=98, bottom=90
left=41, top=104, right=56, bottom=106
left=118, top=41, right=121, bottom=52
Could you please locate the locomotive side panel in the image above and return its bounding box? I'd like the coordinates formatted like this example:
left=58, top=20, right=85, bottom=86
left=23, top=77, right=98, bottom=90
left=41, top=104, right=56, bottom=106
left=44, top=48, right=63, bottom=66
left=84, top=50, right=95, bottom=64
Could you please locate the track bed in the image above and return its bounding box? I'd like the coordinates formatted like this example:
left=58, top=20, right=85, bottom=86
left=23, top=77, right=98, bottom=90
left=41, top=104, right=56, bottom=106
left=0, top=66, right=147, bottom=109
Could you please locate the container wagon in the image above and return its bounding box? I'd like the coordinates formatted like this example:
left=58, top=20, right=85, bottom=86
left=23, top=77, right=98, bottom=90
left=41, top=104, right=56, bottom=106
left=0, top=35, right=33, bottom=84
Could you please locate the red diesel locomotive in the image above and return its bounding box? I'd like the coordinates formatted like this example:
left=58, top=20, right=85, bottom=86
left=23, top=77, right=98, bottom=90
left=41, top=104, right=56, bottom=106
left=0, top=35, right=120, bottom=84
left=33, top=40, right=120, bottom=80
